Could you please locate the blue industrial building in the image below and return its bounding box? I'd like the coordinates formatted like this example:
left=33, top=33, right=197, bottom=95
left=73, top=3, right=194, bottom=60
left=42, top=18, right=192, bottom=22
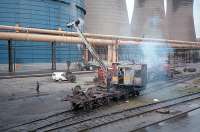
left=0, top=0, right=86, bottom=72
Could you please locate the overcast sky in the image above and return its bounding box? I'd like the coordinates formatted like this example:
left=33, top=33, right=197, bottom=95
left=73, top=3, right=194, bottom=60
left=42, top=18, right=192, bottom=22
left=194, top=0, right=200, bottom=38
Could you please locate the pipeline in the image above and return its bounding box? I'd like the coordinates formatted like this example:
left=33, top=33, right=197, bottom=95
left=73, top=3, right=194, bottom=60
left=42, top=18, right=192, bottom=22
left=0, top=32, right=200, bottom=49
left=0, top=25, right=200, bottom=47
left=0, top=32, right=113, bottom=45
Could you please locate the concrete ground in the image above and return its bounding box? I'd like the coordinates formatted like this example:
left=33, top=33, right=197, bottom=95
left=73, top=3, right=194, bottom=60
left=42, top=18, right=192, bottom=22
left=0, top=73, right=96, bottom=129
left=1, top=70, right=200, bottom=131
left=0, top=73, right=96, bottom=101
left=136, top=108, right=200, bottom=132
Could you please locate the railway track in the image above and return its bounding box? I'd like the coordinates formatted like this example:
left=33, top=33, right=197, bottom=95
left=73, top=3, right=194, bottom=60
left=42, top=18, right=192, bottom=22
left=43, top=92, right=200, bottom=132
left=5, top=92, right=200, bottom=132
left=143, top=73, right=200, bottom=95
left=0, top=109, right=75, bottom=131
left=2, top=73, right=200, bottom=132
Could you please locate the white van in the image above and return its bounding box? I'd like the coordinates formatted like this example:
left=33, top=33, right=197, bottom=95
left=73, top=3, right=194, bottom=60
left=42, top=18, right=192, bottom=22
left=52, top=72, right=67, bottom=81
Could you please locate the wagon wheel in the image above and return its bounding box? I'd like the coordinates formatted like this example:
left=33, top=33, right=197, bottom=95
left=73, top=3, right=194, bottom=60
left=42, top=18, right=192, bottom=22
left=135, top=91, right=140, bottom=96
left=88, top=100, right=93, bottom=109
left=83, top=101, right=93, bottom=110
left=72, top=103, right=79, bottom=110
left=95, top=98, right=102, bottom=107
left=104, top=96, right=110, bottom=105
left=73, top=85, right=81, bottom=95
left=83, top=102, right=87, bottom=110
left=69, top=75, right=76, bottom=83
left=100, top=98, right=105, bottom=106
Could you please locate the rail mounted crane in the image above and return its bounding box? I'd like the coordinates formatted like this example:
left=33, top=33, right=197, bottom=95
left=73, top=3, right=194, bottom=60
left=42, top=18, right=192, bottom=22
left=66, top=19, right=147, bottom=110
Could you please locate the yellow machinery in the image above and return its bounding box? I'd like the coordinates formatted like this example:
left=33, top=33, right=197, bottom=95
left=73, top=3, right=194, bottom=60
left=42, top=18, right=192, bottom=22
left=111, top=63, right=147, bottom=95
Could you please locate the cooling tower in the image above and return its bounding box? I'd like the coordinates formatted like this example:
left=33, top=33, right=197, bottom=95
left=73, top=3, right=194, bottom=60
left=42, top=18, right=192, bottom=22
left=166, top=0, right=196, bottom=41
left=85, top=0, right=196, bottom=41
left=85, top=0, right=131, bottom=36
left=131, top=0, right=167, bottom=39
left=85, top=0, right=167, bottom=38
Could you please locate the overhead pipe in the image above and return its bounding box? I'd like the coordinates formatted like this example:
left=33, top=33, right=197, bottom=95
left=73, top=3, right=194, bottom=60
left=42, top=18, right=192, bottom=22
left=0, top=25, right=200, bottom=46
left=0, top=32, right=114, bottom=45
left=0, top=25, right=76, bottom=36
left=0, top=32, right=200, bottom=49
left=119, top=40, right=200, bottom=49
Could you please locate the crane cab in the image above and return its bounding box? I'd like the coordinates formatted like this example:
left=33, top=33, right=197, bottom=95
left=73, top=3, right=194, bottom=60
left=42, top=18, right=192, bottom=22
left=111, top=63, right=147, bottom=95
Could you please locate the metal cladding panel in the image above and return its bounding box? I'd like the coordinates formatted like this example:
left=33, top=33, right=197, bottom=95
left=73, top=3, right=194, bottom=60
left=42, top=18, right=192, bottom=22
left=0, top=0, right=85, bottom=65
left=0, top=41, right=8, bottom=64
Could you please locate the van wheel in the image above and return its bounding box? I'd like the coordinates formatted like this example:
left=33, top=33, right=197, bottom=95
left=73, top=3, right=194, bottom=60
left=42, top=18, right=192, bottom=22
left=89, top=66, right=93, bottom=71
left=69, top=75, right=76, bottom=83
left=135, top=91, right=140, bottom=96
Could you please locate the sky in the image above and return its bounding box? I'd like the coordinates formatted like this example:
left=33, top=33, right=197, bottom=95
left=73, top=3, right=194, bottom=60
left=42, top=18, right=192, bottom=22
left=125, top=0, right=135, bottom=24
left=193, top=0, right=200, bottom=38
left=125, top=0, right=200, bottom=39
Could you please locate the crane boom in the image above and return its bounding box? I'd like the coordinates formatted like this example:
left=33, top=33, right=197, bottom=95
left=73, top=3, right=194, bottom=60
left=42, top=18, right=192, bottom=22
left=67, top=19, right=107, bottom=74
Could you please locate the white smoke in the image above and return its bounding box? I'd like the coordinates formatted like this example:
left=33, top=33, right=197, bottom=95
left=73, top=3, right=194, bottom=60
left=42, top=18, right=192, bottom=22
left=139, top=16, right=172, bottom=81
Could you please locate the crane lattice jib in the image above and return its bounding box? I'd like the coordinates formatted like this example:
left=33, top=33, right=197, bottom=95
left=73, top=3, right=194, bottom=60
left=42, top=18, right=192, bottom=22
left=74, top=25, right=107, bottom=74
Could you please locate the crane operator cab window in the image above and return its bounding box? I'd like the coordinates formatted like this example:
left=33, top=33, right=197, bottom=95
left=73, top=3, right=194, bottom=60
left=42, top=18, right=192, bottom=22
left=118, top=68, right=124, bottom=84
